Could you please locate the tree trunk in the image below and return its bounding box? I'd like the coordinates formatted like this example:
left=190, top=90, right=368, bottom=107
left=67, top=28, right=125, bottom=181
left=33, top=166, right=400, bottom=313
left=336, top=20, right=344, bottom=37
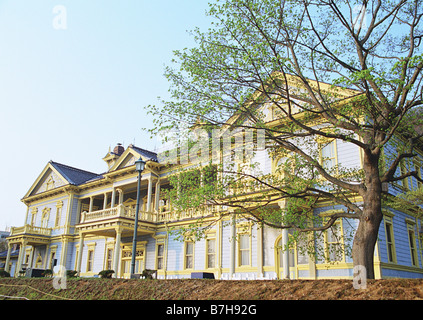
left=351, top=205, right=382, bottom=279
left=352, top=151, right=383, bottom=279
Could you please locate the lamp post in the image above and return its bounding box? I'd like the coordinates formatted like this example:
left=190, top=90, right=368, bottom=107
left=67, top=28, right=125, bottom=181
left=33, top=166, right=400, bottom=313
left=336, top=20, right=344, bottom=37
left=130, top=157, right=146, bottom=278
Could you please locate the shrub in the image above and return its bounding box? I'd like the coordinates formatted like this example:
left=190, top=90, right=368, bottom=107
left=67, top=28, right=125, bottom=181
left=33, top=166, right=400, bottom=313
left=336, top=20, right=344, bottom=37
left=42, top=269, right=53, bottom=277
left=98, top=269, right=115, bottom=279
left=0, top=270, right=10, bottom=278
left=141, top=269, right=157, bottom=279
left=66, top=270, right=78, bottom=278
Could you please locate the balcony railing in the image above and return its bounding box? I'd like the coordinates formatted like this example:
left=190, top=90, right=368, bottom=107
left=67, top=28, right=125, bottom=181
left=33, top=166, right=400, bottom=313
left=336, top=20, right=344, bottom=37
left=10, top=225, right=52, bottom=237
left=79, top=204, right=215, bottom=224
left=79, top=204, right=157, bottom=224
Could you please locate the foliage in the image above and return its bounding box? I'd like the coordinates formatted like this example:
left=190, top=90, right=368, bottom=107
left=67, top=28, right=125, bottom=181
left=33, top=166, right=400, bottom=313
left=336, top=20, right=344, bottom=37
left=66, top=270, right=78, bottom=278
left=42, top=269, right=53, bottom=278
left=141, top=269, right=157, bottom=279
left=98, top=270, right=115, bottom=279
left=0, top=270, right=10, bottom=278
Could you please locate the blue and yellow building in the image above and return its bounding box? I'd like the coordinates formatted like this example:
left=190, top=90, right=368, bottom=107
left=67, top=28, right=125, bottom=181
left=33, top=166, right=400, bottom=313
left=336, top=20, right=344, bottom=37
left=2, top=135, right=423, bottom=280
left=3, top=77, right=423, bottom=280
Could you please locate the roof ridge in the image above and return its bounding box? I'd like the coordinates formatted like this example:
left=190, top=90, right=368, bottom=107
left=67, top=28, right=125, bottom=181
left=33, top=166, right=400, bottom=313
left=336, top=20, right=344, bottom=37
left=50, top=160, right=99, bottom=176
left=129, top=145, right=157, bottom=155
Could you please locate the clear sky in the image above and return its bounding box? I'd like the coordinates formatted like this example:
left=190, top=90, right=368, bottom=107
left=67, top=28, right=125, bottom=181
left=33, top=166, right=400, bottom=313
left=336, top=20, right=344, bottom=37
left=0, top=0, right=213, bottom=230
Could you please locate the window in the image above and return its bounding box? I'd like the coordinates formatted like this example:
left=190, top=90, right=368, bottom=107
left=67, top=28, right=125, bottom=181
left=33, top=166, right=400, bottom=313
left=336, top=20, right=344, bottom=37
left=74, top=249, right=79, bottom=270
left=277, top=238, right=295, bottom=268
left=399, top=160, right=409, bottom=189
left=206, top=239, right=216, bottom=269
left=31, top=208, right=38, bottom=226
left=274, top=156, right=294, bottom=177
left=325, top=221, right=344, bottom=262
left=184, top=241, right=194, bottom=269
left=134, top=249, right=144, bottom=273
left=157, top=244, right=164, bottom=270
left=320, top=140, right=337, bottom=171
left=54, top=201, right=63, bottom=228
left=35, top=255, right=43, bottom=268
left=41, top=208, right=50, bottom=229
left=238, top=234, right=250, bottom=266
left=106, top=248, right=113, bottom=270
left=49, top=251, right=56, bottom=269
left=384, top=216, right=396, bottom=263
left=407, top=222, right=418, bottom=267
left=121, top=248, right=144, bottom=276
left=87, top=249, right=94, bottom=272
left=264, top=103, right=275, bottom=122
left=414, top=160, right=422, bottom=189
left=24, top=252, right=30, bottom=266
left=296, top=234, right=310, bottom=265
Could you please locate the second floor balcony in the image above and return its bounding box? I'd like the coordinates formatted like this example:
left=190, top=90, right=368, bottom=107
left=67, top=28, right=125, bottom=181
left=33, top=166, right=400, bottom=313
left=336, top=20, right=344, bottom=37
left=78, top=203, right=213, bottom=225
left=9, top=225, right=52, bottom=237
left=79, top=203, right=159, bottom=224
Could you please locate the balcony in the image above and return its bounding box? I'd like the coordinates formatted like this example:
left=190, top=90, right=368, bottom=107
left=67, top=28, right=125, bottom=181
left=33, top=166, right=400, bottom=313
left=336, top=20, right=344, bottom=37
left=79, top=204, right=158, bottom=224
left=10, top=225, right=52, bottom=237
left=78, top=203, right=215, bottom=225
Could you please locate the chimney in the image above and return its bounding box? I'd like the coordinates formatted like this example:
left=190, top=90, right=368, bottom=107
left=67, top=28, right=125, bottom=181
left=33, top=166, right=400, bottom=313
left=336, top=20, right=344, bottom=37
left=113, top=143, right=125, bottom=156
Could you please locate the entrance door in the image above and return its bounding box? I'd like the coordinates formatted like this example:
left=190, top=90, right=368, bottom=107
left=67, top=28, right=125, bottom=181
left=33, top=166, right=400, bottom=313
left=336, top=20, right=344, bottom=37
left=276, top=234, right=310, bottom=279
left=276, top=237, right=296, bottom=279
left=120, top=248, right=144, bottom=278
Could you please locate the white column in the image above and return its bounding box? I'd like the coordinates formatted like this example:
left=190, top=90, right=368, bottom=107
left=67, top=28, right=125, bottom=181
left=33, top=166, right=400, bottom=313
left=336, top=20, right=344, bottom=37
left=117, top=189, right=124, bottom=205
left=113, top=228, right=122, bottom=277
left=103, top=193, right=108, bottom=209
left=281, top=228, right=289, bottom=279
left=257, top=223, right=264, bottom=278
left=279, top=200, right=289, bottom=279
left=43, top=244, right=50, bottom=269
left=28, top=246, right=35, bottom=269
left=216, top=218, right=222, bottom=279
left=60, top=238, right=69, bottom=269
left=154, top=179, right=161, bottom=212
left=4, top=243, right=12, bottom=273
left=16, top=241, right=27, bottom=276
left=147, top=176, right=153, bottom=212
left=229, top=212, right=236, bottom=278
left=89, top=196, right=94, bottom=212
left=76, top=233, right=85, bottom=276
left=111, top=189, right=116, bottom=208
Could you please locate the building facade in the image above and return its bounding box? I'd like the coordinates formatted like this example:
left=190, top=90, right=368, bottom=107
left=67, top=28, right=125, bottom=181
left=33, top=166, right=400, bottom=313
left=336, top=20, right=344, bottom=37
left=4, top=74, right=423, bottom=280
left=3, top=133, right=423, bottom=280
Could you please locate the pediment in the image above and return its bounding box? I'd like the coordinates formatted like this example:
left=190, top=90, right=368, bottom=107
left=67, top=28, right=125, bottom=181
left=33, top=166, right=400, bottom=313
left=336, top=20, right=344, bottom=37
left=25, top=164, right=68, bottom=198
left=108, top=147, right=148, bottom=172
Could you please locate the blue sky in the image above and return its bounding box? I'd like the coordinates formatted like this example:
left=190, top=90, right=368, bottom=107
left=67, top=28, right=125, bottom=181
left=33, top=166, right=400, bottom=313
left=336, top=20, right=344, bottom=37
left=0, top=0, right=213, bottom=230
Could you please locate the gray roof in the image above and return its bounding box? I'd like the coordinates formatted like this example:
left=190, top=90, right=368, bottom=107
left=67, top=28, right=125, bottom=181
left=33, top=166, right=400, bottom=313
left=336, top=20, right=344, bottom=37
left=50, top=161, right=101, bottom=186
left=0, top=248, right=19, bottom=259
left=47, top=145, right=157, bottom=187
left=129, top=145, right=158, bottom=162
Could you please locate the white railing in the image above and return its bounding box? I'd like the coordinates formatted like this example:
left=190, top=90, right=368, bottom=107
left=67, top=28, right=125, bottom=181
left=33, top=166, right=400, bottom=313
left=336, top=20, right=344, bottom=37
left=79, top=204, right=158, bottom=224
left=10, top=225, right=52, bottom=237
left=79, top=203, right=216, bottom=224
